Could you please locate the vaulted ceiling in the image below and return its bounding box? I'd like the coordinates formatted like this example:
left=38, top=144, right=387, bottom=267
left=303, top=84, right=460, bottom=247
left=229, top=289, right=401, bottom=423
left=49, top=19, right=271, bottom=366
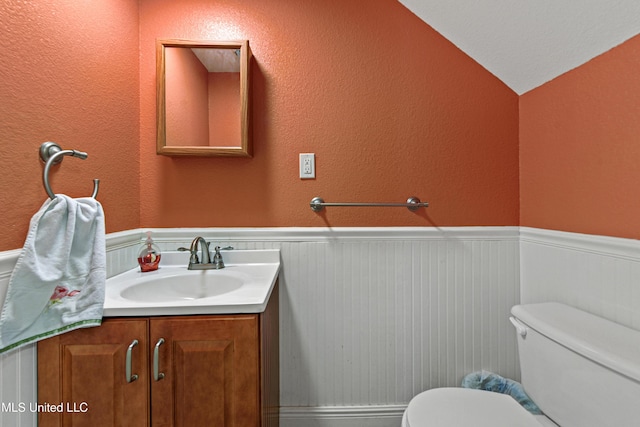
left=399, top=0, right=640, bottom=94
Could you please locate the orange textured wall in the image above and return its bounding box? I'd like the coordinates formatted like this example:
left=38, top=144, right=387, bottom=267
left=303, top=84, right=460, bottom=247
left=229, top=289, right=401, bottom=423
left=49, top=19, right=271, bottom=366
left=0, top=0, right=140, bottom=251
left=1, top=0, right=519, bottom=252
left=139, top=0, right=519, bottom=228
left=520, top=34, right=640, bottom=239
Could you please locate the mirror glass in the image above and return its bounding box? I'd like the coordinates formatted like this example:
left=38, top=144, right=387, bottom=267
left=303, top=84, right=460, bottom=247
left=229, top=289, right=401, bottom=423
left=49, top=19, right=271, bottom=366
left=156, top=40, right=251, bottom=157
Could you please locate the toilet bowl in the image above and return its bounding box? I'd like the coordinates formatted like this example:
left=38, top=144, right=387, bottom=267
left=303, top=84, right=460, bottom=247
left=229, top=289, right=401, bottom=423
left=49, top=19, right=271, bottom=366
left=401, top=388, right=549, bottom=427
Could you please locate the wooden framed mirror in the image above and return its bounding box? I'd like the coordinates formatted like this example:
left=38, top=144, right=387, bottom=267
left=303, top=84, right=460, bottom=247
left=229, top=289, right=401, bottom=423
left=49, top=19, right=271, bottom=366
left=156, top=39, right=252, bottom=157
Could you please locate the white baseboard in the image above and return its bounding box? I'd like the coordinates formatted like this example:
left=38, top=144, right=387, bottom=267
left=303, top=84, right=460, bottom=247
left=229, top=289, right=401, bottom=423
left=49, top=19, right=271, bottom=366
left=280, top=405, right=406, bottom=427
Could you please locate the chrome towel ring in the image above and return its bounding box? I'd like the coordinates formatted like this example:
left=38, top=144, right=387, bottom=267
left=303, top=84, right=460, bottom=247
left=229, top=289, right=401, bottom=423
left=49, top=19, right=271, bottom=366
left=39, top=142, right=100, bottom=200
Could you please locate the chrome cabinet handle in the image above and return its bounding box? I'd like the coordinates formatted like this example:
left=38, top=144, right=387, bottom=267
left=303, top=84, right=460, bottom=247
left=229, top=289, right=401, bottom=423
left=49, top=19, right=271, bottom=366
left=153, top=338, right=165, bottom=381
left=126, top=339, right=139, bottom=383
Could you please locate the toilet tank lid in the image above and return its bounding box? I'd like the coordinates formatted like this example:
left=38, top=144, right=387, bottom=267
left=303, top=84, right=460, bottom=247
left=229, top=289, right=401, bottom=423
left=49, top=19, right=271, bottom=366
left=512, top=303, right=640, bottom=383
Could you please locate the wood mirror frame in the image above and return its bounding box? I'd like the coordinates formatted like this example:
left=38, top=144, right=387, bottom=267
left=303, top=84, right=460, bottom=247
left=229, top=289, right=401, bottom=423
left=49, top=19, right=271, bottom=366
left=156, top=39, right=252, bottom=157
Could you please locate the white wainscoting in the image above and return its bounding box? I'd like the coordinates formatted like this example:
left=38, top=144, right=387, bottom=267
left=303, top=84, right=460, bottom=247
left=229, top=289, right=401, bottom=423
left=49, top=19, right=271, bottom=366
left=143, top=227, right=522, bottom=421
left=2, top=226, right=522, bottom=427
left=0, top=250, right=37, bottom=427
left=520, top=227, right=640, bottom=331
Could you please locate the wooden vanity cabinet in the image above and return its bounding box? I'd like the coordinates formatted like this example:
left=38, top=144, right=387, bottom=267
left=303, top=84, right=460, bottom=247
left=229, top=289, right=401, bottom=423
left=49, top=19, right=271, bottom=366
left=150, top=314, right=260, bottom=427
left=38, top=318, right=150, bottom=426
left=38, top=284, right=279, bottom=427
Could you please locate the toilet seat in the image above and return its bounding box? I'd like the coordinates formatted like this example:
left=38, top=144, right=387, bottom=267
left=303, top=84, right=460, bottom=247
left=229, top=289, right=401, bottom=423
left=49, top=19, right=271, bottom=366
left=403, top=388, right=543, bottom=427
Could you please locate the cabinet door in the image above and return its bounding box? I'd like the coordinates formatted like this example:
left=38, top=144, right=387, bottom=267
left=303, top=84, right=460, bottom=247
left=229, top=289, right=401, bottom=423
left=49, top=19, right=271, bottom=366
left=38, top=318, right=149, bottom=427
left=150, top=315, right=259, bottom=427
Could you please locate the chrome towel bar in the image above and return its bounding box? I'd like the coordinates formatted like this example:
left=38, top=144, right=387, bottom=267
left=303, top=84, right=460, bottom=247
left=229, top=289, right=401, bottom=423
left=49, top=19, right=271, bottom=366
left=39, top=142, right=100, bottom=200
left=310, top=196, right=429, bottom=212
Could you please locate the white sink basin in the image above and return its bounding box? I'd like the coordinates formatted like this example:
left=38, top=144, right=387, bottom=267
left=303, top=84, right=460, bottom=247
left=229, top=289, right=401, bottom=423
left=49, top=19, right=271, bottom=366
left=119, top=271, right=244, bottom=302
left=103, top=249, right=280, bottom=316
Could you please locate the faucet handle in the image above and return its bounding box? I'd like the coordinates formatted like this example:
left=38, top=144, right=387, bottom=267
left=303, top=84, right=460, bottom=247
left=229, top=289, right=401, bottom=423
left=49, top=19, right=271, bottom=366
left=212, top=246, right=225, bottom=269
left=189, top=252, right=199, bottom=264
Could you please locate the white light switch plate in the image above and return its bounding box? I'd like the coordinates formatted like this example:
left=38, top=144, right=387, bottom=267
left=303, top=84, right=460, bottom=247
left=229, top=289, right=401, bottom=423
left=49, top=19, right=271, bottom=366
left=299, top=153, right=315, bottom=179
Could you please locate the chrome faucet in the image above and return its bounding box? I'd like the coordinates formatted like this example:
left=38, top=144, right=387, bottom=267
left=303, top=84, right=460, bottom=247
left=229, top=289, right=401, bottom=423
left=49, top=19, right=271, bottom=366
left=188, top=236, right=210, bottom=269
left=186, top=237, right=224, bottom=270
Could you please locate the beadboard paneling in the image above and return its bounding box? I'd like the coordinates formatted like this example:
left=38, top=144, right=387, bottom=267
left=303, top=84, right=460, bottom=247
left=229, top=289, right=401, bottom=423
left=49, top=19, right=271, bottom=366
left=0, top=257, right=37, bottom=427
left=142, top=227, right=521, bottom=408
left=520, top=227, right=640, bottom=330
left=0, top=227, right=521, bottom=427
left=275, top=238, right=520, bottom=407
left=3, top=226, right=637, bottom=426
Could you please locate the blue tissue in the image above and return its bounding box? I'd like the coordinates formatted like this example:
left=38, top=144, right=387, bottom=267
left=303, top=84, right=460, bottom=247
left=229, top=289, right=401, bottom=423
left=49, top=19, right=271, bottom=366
left=461, top=370, right=542, bottom=415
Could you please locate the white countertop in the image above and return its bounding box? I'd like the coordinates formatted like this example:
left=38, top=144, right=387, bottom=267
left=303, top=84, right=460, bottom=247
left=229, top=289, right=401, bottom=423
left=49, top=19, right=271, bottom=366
left=103, top=249, right=280, bottom=317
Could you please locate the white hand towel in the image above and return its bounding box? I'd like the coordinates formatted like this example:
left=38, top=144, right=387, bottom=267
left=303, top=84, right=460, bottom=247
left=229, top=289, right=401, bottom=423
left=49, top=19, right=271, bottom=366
left=0, top=195, right=106, bottom=353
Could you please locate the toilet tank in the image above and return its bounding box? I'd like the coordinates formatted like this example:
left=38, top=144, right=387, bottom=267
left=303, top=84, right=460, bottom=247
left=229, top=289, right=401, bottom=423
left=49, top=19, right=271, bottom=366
left=510, top=302, right=640, bottom=427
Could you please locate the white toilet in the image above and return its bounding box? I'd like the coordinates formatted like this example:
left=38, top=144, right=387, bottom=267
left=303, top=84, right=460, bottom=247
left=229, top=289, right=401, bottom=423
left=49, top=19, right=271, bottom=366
left=402, top=302, right=640, bottom=426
